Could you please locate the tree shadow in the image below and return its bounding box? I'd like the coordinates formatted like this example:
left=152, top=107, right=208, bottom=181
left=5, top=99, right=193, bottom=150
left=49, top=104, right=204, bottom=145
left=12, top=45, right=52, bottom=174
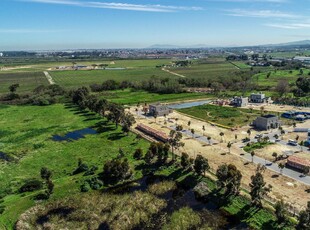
left=108, top=132, right=125, bottom=141
left=98, top=222, right=111, bottom=230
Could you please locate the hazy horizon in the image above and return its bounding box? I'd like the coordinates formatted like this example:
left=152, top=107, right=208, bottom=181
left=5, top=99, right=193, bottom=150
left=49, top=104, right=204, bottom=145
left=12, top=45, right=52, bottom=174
left=1, top=0, right=310, bottom=51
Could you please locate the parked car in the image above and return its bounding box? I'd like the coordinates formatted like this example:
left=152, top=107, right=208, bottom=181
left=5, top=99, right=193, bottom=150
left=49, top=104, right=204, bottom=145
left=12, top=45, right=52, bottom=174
left=288, top=139, right=298, bottom=146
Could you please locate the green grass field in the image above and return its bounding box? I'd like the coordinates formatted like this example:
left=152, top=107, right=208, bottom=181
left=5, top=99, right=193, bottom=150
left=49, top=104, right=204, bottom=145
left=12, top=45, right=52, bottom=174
left=0, top=104, right=150, bottom=228
left=253, top=69, right=310, bottom=87
left=99, top=89, right=211, bottom=105
left=50, top=68, right=177, bottom=88
left=0, top=72, right=48, bottom=94
left=178, top=104, right=265, bottom=127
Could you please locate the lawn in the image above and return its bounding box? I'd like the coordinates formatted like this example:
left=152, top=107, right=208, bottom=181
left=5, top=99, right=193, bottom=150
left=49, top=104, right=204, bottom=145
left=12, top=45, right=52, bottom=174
left=0, top=104, right=150, bottom=228
left=0, top=72, right=48, bottom=94
left=178, top=104, right=263, bottom=127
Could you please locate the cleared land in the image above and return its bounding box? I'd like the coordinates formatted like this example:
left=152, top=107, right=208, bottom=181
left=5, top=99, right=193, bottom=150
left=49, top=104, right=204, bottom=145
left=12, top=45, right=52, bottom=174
left=0, top=72, right=48, bottom=94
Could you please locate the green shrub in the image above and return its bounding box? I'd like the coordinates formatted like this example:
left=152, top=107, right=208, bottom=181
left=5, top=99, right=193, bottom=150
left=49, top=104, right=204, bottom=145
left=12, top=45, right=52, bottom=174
left=19, top=179, right=43, bottom=193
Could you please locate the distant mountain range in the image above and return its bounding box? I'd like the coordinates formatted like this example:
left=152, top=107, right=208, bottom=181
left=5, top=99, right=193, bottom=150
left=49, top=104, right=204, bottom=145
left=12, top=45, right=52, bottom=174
left=147, top=40, right=310, bottom=49
left=263, top=40, right=310, bottom=47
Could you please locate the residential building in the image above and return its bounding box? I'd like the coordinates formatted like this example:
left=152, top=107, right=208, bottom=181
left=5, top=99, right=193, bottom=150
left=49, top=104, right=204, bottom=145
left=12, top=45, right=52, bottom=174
left=250, top=93, right=266, bottom=103
left=287, top=156, right=310, bottom=171
left=231, top=97, right=248, bottom=107
left=149, top=103, right=172, bottom=116
left=253, top=114, right=280, bottom=130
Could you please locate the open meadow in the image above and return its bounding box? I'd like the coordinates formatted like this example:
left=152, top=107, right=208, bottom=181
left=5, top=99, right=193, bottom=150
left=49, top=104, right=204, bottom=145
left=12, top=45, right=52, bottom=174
left=0, top=104, right=150, bottom=228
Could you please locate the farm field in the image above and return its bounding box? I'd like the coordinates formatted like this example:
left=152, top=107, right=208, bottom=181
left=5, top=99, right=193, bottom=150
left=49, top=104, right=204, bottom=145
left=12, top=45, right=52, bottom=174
left=0, top=72, right=48, bottom=94
left=266, top=51, right=310, bottom=58
left=0, top=104, right=150, bottom=228
left=0, top=59, right=173, bottom=72
left=178, top=104, right=266, bottom=127
left=169, top=59, right=238, bottom=80
left=100, top=89, right=211, bottom=105
left=50, top=68, right=177, bottom=88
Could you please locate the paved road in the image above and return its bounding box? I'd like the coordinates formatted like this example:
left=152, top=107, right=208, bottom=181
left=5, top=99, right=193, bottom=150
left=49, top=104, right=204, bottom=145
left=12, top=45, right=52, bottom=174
left=184, top=130, right=310, bottom=186
left=134, top=110, right=310, bottom=185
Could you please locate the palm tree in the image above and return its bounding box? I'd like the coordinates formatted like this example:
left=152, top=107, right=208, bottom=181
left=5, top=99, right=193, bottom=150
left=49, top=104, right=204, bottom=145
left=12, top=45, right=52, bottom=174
left=247, top=129, right=251, bottom=138
left=207, top=136, right=211, bottom=145
left=191, top=129, right=195, bottom=138
left=278, top=163, right=285, bottom=175
left=227, top=142, right=232, bottom=153
left=272, top=152, right=278, bottom=162
left=251, top=151, right=255, bottom=163
left=219, top=132, right=224, bottom=143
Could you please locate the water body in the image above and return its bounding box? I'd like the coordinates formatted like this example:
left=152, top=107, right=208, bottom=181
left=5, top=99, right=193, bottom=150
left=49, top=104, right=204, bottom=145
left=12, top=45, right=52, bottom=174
left=168, top=100, right=210, bottom=109
left=52, top=128, right=97, bottom=142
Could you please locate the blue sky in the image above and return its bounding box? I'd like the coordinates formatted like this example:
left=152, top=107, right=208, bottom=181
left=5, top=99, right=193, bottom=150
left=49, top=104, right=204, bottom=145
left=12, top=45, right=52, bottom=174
left=0, top=0, right=310, bottom=50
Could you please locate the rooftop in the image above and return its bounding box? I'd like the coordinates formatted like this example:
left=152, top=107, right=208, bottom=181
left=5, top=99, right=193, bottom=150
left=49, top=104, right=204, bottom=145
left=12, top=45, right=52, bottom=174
left=288, top=156, right=310, bottom=167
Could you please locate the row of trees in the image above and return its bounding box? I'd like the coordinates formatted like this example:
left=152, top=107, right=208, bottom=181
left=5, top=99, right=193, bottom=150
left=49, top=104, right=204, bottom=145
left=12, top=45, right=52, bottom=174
left=70, top=87, right=135, bottom=133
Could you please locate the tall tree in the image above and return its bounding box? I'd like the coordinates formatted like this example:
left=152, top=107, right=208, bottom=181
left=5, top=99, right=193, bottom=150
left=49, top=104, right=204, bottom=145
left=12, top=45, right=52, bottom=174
left=276, top=80, right=289, bottom=97
left=107, top=103, right=125, bottom=128
left=298, top=201, right=310, bottom=230
left=216, top=164, right=242, bottom=195
left=275, top=200, right=287, bottom=224
left=227, top=142, right=232, bottom=154
left=121, top=113, right=136, bottom=135
left=194, top=155, right=210, bottom=176
left=168, top=130, right=184, bottom=160
left=181, top=152, right=191, bottom=169
left=249, top=164, right=272, bottom=207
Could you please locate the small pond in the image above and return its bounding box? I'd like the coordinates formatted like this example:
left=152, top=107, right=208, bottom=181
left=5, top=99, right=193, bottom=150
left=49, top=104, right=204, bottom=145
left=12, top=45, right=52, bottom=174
left=168, top=100, right=210, bottom=109
left=52, top=128, right=97, bottom=142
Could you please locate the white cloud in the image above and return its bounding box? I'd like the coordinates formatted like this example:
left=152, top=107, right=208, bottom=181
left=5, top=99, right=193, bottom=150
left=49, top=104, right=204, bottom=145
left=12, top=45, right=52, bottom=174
left=225, top=9, right=299, bottom=19
left=211, top=0, right=289, bottom=2
left=265, top=23, right=310, bottom=29
left=20, top=0, right=202, bottom=12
